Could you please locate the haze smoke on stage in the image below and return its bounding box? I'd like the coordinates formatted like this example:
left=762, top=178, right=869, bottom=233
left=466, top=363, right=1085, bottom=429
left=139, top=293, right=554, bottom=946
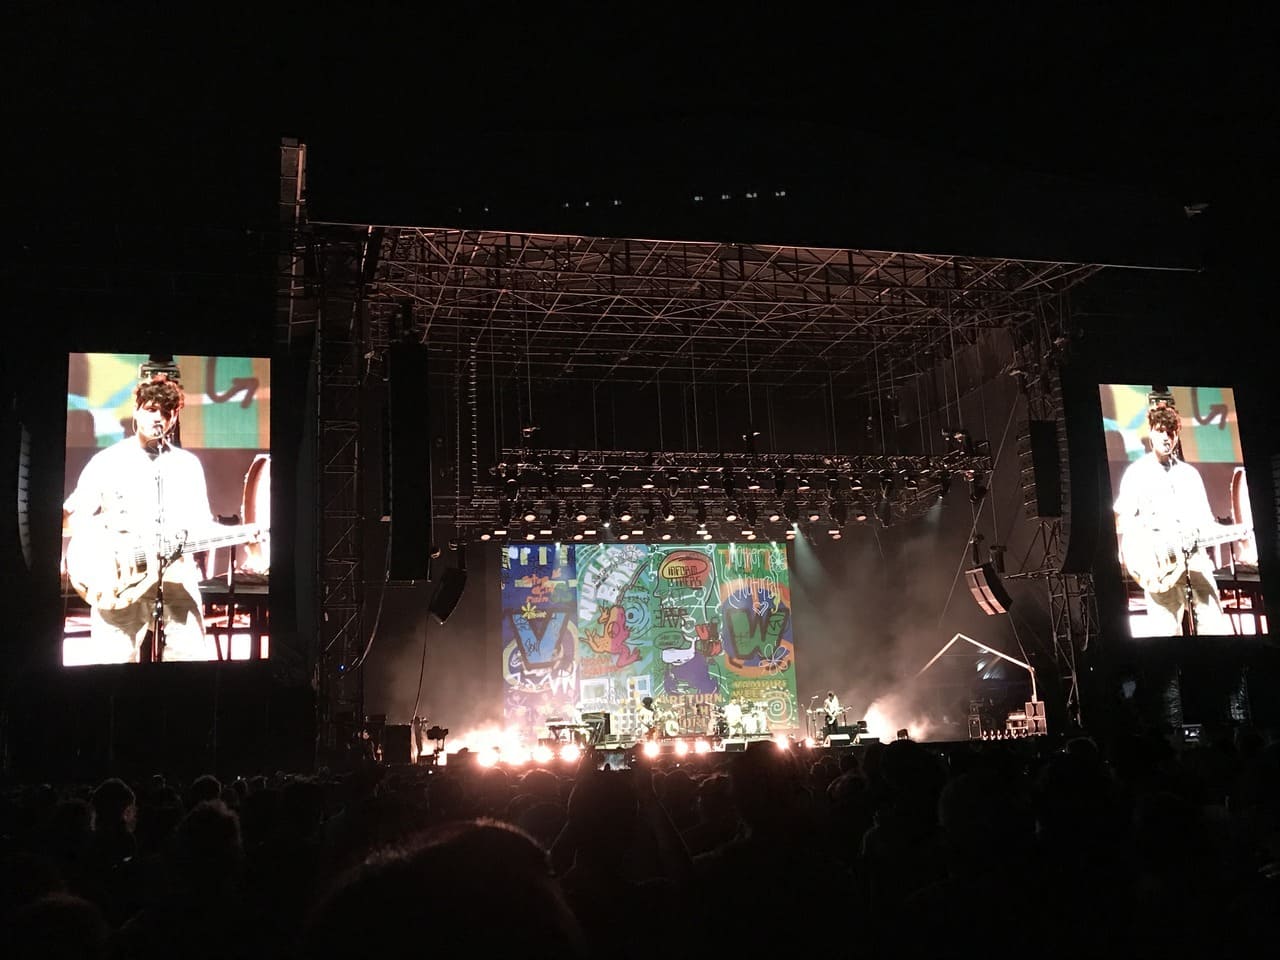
left=791, top=488, right=988, bottom=740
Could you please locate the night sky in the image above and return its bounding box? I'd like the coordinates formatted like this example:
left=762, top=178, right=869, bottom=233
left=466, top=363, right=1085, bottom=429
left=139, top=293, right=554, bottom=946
left=6, top=8, right=1273, bottom=229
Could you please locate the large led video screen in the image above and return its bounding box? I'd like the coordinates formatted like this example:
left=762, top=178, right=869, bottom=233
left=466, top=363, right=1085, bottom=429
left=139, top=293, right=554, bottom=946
left=1101, top=384, right=1265, bottom=638
left=61, top=353, right=272, bottom=664
left=500, top=541, right=798, bottom=743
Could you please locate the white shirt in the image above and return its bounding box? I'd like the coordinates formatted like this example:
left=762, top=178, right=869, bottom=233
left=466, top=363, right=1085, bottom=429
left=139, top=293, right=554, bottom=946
left=1113, top=453, right=1216, bottom=537
left=65, top=437, right=214, bottom=546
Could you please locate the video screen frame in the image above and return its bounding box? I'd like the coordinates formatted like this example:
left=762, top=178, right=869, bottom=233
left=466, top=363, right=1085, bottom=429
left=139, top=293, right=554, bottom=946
left=1099, top=383, right=1266, bottom=638
left=61, top=352, right=272, bottom=665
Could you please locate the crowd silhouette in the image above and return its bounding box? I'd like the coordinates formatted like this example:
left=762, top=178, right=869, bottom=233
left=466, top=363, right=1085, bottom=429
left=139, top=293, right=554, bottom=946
left=3, top=725, right=1280, bottom=958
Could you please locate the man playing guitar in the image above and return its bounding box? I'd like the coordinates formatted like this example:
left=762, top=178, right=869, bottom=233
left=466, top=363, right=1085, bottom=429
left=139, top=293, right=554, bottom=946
left=1113, top=401, right=1235, bottom=636
left=636, top=696, right=658, bottom=740
left=64, top=373, right=259, bottom=662
left=822, top=691, right=842, bottom=737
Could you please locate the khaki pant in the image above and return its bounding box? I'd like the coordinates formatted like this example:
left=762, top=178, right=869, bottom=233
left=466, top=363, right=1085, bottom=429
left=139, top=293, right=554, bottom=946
left=1144, top=557, right=1233, bottom=636
left=90, top=579, right=213, bottom=662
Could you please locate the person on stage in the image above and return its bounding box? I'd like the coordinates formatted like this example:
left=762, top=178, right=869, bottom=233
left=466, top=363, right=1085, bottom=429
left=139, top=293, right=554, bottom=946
left=1113, top=401, right=1233, bottom=636
left=637, top=696, right=657, bottom=740
left=822, top=691, right=842, bottom=737
left=63, top=373, right=222, bottom=661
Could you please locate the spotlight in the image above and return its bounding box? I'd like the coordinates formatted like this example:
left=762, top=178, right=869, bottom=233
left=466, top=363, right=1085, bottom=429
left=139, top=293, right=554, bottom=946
left=522, top=504, right=538, bottom=523
left=499, top=502, right=512, bottom=525
left=773, top=471, right=787, bottom=495
left=666, top=469, right=682, bottom=491
left=878, top=471, right=895, bottom=498
left=694, top=739, right=712, bottom=754
left=598, top=502, right=612, bottom=524
left=695, top=501, right=708, bottom=525
left=660, top=532, right=672, bottom=541
left=853, top=504, right=868, bottom=522
left=830, top=500, right=847, bottom=525
left=722, top=471, right=736, bottom=495
left=617, top=502, right=633, bottom=523
left=696, top=473, right=712, bottom=491
left=493, top=527, right=508, bottom=536
left=642, top=740, right=661, bottom=758
left=743, top=502, right=758, bottom=525
left=725, top=505, right=739, bottom=523
left=673, top=739, right=690, bottom=757
left=902, top=472, right=919, bottom=491
left=796, top=474, right=811, bottom=493
left=641, top=474, right=657, bottom=490
left=480, top=532, right=492, bottom=541
left=768, top=507, right=782, bottom=522
left=560, top=743, right=582, bottom=763
left=659, top=495, right=676, bottom=522
left=806, top=508, right=821, bottom=522
left=746, top=473, right=762, bottom=491
left=573, top=532, right=584, bottom=541
left=532, top=744, right=554, bottom=765
left=619, top=532, right=630, bottom=540
left=847, top=474, right=863, bottom=492
left=773, top=734, right=790, bottom=750
left=580, top=472, right=597, bottom=490
left=573, top=503, right=589, bottom=523
left=525, top=532, right=536, bottom=541
left=825, top=469, right=840, bottom=491
left=969, top=472, right=988, bottom=505
left=783, top=500, right=799, bottom=523
left=644, top=503, right=657, bottom=526
left=548, top=502, right=561, bottom=525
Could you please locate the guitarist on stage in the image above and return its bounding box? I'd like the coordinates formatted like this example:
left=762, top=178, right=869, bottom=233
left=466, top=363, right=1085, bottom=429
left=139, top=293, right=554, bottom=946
left=63, top=373, right=221, bottom=662
left=1113, top=401, right=1233, bottom=636
left=823, top=691, right=842, bottom=737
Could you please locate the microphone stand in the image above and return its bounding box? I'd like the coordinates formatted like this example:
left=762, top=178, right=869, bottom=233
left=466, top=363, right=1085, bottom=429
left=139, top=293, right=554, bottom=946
left=1181, top=541, right=1199, bottom=636
left=145, top=432, right=184, bottom=663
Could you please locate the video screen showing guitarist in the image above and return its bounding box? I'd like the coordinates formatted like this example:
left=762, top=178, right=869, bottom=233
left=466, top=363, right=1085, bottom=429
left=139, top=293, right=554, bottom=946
left=1113, top=400, right=1234, bottom=636
left=64, top=373, right=229, bottom=661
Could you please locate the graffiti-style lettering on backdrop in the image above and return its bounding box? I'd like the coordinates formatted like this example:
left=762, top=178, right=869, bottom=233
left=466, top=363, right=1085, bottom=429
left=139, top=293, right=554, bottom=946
left=502, top=542, right=798, bottom=743
left=501, top=544, right=580, bottom=733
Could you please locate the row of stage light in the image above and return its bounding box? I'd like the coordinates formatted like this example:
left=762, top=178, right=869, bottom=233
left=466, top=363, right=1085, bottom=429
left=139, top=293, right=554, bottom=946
left=462, top=448, right=993, bottom=544
left=458, top=734, right=808, bottom=767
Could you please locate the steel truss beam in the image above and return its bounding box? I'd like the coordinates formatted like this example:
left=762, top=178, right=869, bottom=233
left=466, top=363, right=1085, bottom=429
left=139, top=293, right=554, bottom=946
left=312, top=239, right=370, bottom=747
left=335, top=227, right=1103, bottom=396
left=1014, top=519, right=1094, bottom=730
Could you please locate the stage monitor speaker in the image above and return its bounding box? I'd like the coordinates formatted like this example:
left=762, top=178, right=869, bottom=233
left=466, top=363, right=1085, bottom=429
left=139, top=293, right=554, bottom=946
left=387, top=342, right=433, bottom=581
left=382, top=724, right=413, bottom=765
left=1027, top=419, right=1063, bottom=517
left=1025, top=700, right=1046, bottom=718
left=429, top=568, right=468, bottom=624
left=965, top=563, right=1013, bottom=615
left=968, top=716, right=984, bottom=740
left=723, top=740, right=747, bottom=752
left=823, top=734, right=851, bottom=747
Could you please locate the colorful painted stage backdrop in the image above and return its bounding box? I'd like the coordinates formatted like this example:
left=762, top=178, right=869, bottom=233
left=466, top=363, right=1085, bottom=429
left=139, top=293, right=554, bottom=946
left=501, top=542, right=797, bottom=742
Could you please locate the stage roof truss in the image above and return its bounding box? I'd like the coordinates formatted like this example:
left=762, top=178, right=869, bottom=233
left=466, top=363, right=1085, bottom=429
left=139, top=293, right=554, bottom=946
left=348, top=227, right=1103, bottom=398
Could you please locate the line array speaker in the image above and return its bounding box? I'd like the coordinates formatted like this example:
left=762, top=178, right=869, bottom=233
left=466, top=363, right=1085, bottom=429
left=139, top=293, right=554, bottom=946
left=387, top=342, right=432, bottom=581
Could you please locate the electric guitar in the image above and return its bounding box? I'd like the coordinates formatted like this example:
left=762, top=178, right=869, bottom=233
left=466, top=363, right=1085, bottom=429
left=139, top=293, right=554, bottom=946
left=1120, top=522, right=1251, bottom=594
left=66, top=521, right=266, bottom=610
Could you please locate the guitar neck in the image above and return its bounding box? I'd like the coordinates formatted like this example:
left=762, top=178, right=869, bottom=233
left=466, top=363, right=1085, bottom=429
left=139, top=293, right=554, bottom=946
left=1195, top=524, right=1251, bottom=548
left=162, top=526, right=259, bottom=556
